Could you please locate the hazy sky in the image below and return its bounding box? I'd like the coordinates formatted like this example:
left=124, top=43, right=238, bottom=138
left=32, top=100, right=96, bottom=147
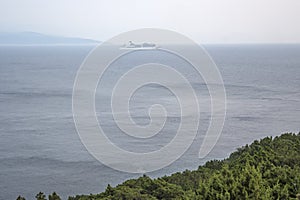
left=0, top=0, right=300, bottom=43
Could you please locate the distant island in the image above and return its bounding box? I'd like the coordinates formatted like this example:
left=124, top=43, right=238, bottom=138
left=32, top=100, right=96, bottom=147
left=17, top=133, right=300, bottom=200
left=0, top=32, right=99, bottom=45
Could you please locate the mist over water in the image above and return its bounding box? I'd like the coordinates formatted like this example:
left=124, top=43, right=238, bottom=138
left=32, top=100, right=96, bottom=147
left=0, top=45, right=299, bottom=199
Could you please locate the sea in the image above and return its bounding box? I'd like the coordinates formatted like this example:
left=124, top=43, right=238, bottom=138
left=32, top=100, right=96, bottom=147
left=0, top=44, right=299, bottom=199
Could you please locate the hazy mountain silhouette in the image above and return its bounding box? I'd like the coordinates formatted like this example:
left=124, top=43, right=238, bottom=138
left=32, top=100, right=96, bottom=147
left=0, top=32, right=99, bottom=45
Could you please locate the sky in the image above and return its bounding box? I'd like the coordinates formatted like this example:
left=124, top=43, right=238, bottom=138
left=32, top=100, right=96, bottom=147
left=0, top=0, right=300, bottom=43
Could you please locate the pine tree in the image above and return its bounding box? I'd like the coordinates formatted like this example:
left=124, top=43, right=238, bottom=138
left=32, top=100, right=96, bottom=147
left=48, top=192, right=61, bottom=200
left=35, top=192, right=46, bottom=200
left=16, top=196, right=26, bottom=200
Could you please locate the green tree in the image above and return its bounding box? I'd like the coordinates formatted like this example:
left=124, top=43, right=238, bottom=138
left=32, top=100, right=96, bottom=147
left=35, top=192, right=46, bottom=200
left=16, top=196, right=26, bottom=200
left=48, top=192, right=61, bottom=200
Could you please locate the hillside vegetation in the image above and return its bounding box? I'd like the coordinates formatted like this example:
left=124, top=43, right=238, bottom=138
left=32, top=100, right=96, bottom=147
left=19, top=133, right=300, bottom=200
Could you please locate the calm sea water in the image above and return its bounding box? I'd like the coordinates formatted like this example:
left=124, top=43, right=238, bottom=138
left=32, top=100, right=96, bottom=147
left=0, top=45, right=299, bottom=199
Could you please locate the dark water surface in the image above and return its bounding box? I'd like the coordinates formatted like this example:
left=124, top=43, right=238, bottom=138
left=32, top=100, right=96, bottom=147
left=0, top=45, right=299, bottom=199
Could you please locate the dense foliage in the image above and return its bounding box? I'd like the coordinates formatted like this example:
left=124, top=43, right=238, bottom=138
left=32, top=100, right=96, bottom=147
left=18, top=133, right=300, bottom=200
